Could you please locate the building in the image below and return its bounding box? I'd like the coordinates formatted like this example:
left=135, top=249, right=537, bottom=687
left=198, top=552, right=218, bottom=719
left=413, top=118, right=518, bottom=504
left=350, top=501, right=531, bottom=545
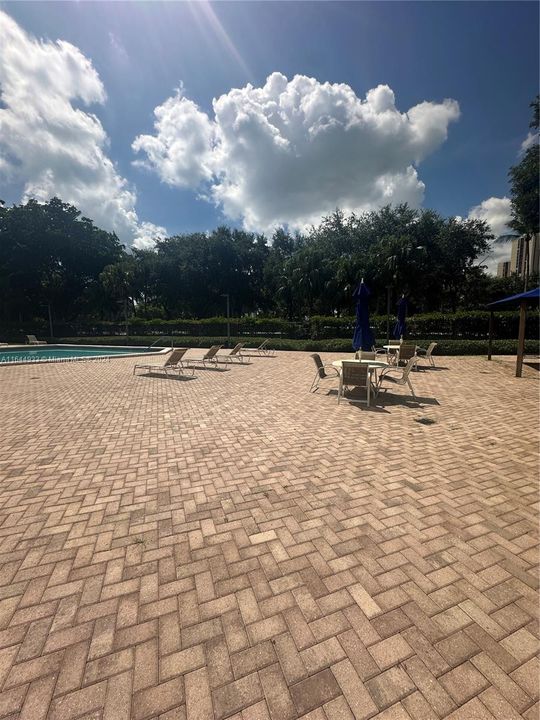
left=496, top=233, right=539, bottom=278
left=510, top=234, right=539, bottom=277
left=497, top=260, right=511, bottom=278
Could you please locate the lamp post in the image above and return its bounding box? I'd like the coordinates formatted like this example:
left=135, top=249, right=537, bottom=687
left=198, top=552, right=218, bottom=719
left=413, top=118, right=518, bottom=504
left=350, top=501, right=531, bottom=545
left=43, top=303, right=54, bottom=339
left=221, top=293, right=230, bottom=348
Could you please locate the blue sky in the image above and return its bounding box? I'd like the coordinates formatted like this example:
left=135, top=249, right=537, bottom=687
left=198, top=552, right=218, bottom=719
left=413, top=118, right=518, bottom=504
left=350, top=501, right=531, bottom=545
left=0, top=1, right=538, bottom=259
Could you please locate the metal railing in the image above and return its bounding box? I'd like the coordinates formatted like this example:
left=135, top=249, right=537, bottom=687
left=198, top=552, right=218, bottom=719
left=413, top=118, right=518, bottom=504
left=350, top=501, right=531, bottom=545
left=148, top=335, right=175, bottom=349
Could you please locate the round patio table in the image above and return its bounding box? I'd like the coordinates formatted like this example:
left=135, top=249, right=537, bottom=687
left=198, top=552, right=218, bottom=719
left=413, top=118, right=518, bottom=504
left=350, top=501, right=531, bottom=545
left=332, top=359, right=388, bottom=369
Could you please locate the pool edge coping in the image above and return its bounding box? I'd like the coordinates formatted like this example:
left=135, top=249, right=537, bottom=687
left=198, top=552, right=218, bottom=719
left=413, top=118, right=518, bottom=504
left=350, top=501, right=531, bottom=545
left=0, top=344, right=172, bottom=367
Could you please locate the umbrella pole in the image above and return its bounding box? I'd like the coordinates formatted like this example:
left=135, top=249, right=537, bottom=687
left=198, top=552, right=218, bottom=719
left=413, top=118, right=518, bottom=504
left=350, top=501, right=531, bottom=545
left=487, top=310, right=493, bottom=361
left=515, top=300, right=526, bottom=377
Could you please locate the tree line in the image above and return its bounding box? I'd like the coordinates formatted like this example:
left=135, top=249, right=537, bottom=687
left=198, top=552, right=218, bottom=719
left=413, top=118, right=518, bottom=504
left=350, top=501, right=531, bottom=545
left=0, top=197, right=534, bottom=327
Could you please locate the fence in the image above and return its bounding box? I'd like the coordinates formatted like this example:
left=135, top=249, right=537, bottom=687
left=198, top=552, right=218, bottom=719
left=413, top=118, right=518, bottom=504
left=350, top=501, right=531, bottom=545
left=1, top=310, right=539, bottom=343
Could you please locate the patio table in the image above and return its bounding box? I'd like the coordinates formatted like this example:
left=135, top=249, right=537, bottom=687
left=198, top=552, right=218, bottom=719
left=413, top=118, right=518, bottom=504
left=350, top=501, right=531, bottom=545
left=332, top=359, right=388, bottom=395
left=332, top=359, right=388, bottom=369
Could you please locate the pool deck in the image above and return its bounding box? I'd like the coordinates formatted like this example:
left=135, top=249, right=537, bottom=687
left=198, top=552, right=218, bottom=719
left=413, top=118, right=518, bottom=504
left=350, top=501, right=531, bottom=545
left=0, top=351, right=538, bottom=719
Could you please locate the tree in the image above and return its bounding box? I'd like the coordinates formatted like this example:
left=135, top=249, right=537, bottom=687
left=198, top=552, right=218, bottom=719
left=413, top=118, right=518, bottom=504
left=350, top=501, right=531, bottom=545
left=508, top=95, right=539, bottom=289
left=0, top=196, right=499, bottom=329
left=99, top=258, right=139, bottom=333
left=0, top=198, right=123, bottom=325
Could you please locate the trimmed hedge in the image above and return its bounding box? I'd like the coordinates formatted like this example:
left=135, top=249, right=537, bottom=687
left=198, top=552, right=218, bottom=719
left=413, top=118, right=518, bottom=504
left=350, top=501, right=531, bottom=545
left=3, top=309, right=539, bottom=344
left=58, top=335, right=540, bottom=356
left=310, top=310, right=540, bottom=340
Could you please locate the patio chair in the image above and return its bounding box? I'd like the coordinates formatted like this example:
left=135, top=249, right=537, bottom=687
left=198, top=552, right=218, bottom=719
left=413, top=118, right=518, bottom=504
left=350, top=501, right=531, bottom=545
left=26, top=335, right=47, bottom=345
left=416, top=342, right=437, bottom=367
left=377, top=356, right=417, bottom=398
left=216, top=343, right=246, bottom=364
left=185, top=345, right=223, bottom=368
left=338, top=360, right=374, bottom=407
left=133, top=348, right=193, bottom=376
left=243, top=339, right=276, bottom=357
left=309, top=353, right=340, bottom=393
left=372, top=344, right=394, bottom=363
left=355, top=350, right=376, bottom=360
left=397, top=342, right=417, bottom=367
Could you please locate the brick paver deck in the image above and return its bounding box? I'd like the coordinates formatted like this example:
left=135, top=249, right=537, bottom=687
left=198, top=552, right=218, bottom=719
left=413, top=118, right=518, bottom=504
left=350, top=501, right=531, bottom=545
left=0, top=351, right=538, bottom=719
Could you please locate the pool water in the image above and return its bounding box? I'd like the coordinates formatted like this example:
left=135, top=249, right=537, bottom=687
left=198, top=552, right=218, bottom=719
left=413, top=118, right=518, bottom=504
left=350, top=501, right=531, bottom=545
left=0, top=345, right=167, bottom=364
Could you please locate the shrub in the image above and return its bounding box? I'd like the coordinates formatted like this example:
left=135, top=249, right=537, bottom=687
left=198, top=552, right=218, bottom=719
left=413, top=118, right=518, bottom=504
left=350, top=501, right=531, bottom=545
left=3, top=308, right=538, bottom=344
left=57, top=335, right=539, bottom=356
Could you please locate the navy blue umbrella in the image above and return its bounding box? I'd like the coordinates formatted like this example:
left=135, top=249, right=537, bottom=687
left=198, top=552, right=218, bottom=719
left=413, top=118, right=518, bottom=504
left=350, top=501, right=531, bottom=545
left=352, top=281, right=375, bottom=351
left=393, top=296, right=407, bottom=340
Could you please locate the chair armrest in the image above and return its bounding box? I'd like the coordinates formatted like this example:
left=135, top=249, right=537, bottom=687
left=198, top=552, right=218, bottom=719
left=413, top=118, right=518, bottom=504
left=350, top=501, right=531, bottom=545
left=379, top=367, right=402, bottom=377
left=320, top=364, right=340, bottom=376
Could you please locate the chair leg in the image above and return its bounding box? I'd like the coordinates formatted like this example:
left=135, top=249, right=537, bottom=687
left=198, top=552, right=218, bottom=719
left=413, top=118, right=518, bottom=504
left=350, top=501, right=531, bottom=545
left=407, top=377, right=416, bottom=397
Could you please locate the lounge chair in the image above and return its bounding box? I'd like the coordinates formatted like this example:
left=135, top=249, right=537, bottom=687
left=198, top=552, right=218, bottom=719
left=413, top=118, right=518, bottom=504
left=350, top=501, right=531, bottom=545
left=133, top=348, right=193, bottom=376
left=338, top=361, right=376, bottom=406
left=242, top=340, right=275, bottom=357
left=377, top=356, right=417, bottom=397
left=309, top=353, right=340, bottom=393
left=26, top=335, right=47, bottom=345
left=185, top=345, right=223, bottom=368
left=216, top=343, right=246, bottom=364
left=416, top=342, right=437, bottom=367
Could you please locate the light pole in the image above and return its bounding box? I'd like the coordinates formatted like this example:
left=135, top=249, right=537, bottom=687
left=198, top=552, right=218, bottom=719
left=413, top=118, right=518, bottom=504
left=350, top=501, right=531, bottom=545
left=43, top=304, right=54, bottom=339
left=221, top=293, right=230, bottom=348
left=386, top=284, right=392, bottom=345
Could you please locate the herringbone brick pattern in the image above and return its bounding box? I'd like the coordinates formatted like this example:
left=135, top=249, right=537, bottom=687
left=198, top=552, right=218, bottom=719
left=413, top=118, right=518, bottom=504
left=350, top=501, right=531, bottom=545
left=0, top=351, right=538, bottom=719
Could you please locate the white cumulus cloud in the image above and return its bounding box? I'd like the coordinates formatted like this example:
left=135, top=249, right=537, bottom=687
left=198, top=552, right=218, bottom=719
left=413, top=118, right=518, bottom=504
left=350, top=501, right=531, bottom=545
left=520, top=131, right=538, bottom=153
left=133, top=72, right=460, bottom=233
left=468, top=196, right=514, bottom=274
left=0, top=11, right=165, bottom=249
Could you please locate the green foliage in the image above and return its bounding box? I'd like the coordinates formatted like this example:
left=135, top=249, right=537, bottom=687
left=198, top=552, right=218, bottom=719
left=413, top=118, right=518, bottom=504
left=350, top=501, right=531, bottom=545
left=3, top=308, right=538, bottom=345
left=508, top=95, right=539, bottom=236
left=0, top=198, right=123, bottom=323
left=0, top=197, right=525, bottom=331
left=57, top=335, right=539, bottom=356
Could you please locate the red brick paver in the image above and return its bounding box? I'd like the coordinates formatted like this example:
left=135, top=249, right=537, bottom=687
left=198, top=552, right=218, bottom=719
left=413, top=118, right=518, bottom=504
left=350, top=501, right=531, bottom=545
left=0, top=351, right=538, bottom=718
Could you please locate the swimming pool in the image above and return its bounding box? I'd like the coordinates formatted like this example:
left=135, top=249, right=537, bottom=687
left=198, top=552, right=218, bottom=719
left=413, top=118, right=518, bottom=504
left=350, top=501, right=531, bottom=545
left=0, top=344, right=170, bottom=365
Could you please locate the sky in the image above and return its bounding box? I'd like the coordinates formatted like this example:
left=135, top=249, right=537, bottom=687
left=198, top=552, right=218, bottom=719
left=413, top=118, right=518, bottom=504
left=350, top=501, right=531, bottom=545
left=0, top=1, right=538, bottom=271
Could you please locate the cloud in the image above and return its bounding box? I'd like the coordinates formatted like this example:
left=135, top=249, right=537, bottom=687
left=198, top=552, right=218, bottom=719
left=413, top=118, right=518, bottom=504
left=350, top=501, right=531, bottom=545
left=132, top=88, right=215, bottom=188
left=133, top=221, right=168, bottom=250
left=0, top=11, right=165, bottom=248
left=133, top=72, right=460, bottom=233
left=468, top=196, right=514, bottom=274
left=520, top=131, right=538, bottom=153
left=108, top=32, right=129, bottom=64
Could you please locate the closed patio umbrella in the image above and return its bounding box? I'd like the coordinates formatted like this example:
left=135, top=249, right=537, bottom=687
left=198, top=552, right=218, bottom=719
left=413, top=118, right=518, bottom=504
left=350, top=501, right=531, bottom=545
left=352, top=280, right=375, bottom=351
left=393, top=295, right=407, bottom=339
